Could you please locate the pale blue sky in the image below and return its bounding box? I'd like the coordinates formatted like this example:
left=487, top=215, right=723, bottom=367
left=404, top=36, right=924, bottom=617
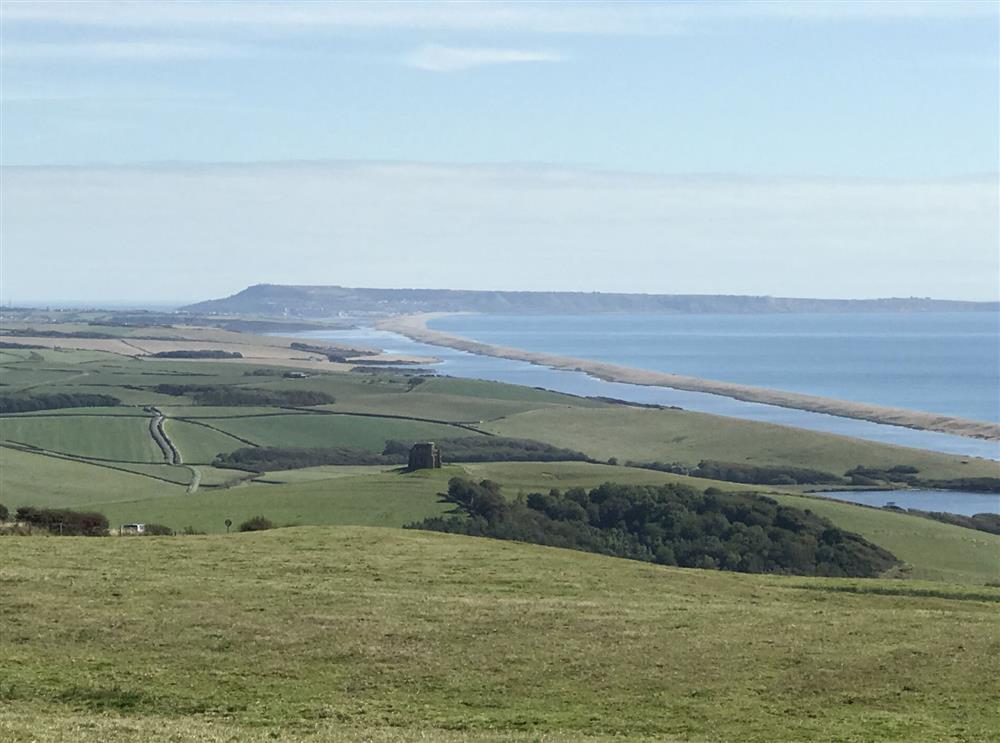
left=1, top=1, right=998, bottom=303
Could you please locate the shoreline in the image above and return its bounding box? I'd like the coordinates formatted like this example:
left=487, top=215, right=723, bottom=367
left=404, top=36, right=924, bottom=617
left=376, top=313, right=1000, bottom=443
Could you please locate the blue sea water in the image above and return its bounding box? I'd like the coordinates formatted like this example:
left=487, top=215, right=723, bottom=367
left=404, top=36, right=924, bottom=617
left=430, top=312, right=1000, bottom=424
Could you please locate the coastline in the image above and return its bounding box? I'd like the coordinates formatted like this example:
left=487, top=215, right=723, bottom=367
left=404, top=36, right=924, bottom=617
left=376, top=313, right=1000, bottom=443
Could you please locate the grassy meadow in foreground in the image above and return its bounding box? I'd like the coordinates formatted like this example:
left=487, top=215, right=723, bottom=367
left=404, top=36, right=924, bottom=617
left=2, top=527, right=999, bottom=743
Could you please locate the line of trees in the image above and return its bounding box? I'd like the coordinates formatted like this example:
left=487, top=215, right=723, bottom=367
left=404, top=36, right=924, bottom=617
left=153, top=384, right=334, bottom=406
left=383, top=437, right=590, bottom=464
left=214, top=437, right=591, bottom=472
left=0, top=392, right=122, bottom=414
left=628, top=459, right=844, bottom=486
left=846, top=466, right=1000, bottom=493
left=408, top=478, right=899, bottom=577
left=215, top=446, right=394, bottom=471
left=151, top=350, right=243, bottom=359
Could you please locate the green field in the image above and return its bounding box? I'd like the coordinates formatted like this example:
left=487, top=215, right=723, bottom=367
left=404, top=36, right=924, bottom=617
left=2, top=527, right=998, bottom=742
left=72, top=463, right=747, bottom=535
left=5, top=444, right=995, bottom=585
left=0, top=447, right=183, bottom=508
left=0, top=415, right=163, bottom=463
left=461, top=460, right=754, bottom=493
left=199, top=412, right=480, bottom=450
left=773, top=493, right=1000, bottom=584
left=487, top=406, right=1000, bottom=479
left=100, top=467, right=453, bottom=533
left=162, top=418, right=249, bottom=463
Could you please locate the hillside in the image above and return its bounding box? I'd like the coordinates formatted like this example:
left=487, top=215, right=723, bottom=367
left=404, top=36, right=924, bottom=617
left=181, top=284, right=998, bottom=318
left=2, top=526, right=999, bottom=743
left=3, top=338, right=999, bottom=586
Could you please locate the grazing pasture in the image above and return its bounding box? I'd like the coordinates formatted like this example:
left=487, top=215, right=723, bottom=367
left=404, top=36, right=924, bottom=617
left=486, top=406, right=1000, bottom=480
left=200, top=412, right=478, bottom=451
left=162, top=419, right=249, bottom=463
left=772, top=493, right=1000, bottom=584
left=1, top=527, right=998, bottom=742
left=0, top=415, right=163, bottom=462
left=0, top=447, right=182, bottom=508
left=94, top=468, right=455, bottom=532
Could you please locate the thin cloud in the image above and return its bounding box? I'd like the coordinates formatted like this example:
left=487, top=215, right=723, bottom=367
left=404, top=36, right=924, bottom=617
left=1, top=40, right=243, bottom=61
left=405, top=44, right=564, bottom=72
left=4, top=1, right=993, bottom=36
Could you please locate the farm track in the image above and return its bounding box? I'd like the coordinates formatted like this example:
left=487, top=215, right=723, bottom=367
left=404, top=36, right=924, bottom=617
left=186, top=466, right=201, bottom=494
left=148, top=407, right=181, bottom=465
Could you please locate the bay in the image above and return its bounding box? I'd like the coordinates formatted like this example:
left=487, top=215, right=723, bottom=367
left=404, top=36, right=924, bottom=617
left=430, top=312, right=1000, bottom=423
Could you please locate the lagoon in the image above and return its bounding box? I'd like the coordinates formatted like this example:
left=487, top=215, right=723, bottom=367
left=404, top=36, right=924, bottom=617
left=813, top=490, right=1000, bottom=516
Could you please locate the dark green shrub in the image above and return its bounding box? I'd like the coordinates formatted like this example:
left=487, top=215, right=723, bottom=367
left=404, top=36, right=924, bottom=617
left=0, top=503, right=8, bottom=522
left=15, top=507, right=108, bottom=536
left=143, top=523, right=174, bottom=536
left=239, top=516, right=274, bottom=532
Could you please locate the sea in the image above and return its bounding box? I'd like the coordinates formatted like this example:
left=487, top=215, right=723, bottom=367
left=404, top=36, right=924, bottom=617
left=430, top=312, right=1000, bottom=424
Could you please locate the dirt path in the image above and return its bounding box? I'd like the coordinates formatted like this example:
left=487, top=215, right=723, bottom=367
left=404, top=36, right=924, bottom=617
left=147, top=407, right=182, bottom=465
left=378, top=313, right=1000, bottom=442
left=147, top=409, right=202, bottom=492
left=186, top=466, right=201, bottom=494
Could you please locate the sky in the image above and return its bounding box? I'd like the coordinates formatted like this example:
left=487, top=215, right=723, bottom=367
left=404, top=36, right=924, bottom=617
left=1, top=0, right=998, bottom=304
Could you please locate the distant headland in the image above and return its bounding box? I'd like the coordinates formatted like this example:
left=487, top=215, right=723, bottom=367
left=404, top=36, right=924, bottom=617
left=182, top=284, right=999, bottom=318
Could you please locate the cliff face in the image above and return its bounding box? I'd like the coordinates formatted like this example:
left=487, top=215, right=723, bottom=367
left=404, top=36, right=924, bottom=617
left=182, top=284, right=999, bottom=318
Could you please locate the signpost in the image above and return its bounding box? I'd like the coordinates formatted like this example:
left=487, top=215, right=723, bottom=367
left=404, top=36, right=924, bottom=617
left=224, top=519, right=232, bottom=534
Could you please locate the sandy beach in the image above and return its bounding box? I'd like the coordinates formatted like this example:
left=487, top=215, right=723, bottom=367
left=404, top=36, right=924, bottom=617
left=378, top=313, right=1000, bottom=442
